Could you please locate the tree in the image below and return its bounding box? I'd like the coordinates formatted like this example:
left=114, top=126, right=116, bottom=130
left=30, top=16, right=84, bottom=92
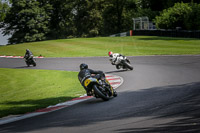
left=44, top=0, right=76, bottom=39
left=1, top=0, right=52, bottom=44
left=0, top=1, right=10, bottom=23
left=85, top=0, right=105, bottom=37
left=136, top=0, right=167, bottom=11
left=135, top=0, right=200, bottom=11
left=102, top=0, right=137, bottom=35
left=72, top=0, right=105, bottom=37
left=154, top=2, right=200, bottom=30
left=184, top=3, right=200, bottom=30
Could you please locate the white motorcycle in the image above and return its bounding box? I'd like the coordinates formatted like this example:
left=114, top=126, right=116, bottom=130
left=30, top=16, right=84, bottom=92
left=110, top=56, right=133, bottom=70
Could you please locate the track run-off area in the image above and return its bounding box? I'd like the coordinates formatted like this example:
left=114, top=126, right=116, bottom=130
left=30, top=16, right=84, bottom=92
left=0, top=55, right=200, bottom=133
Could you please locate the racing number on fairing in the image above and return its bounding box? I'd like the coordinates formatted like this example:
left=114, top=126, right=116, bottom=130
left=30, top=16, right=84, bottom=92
left=84, top=79, right=91, bottom=87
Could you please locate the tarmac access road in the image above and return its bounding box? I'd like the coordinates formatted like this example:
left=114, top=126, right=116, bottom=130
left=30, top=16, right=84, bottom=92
left=0, top=55, right=200, bottom=133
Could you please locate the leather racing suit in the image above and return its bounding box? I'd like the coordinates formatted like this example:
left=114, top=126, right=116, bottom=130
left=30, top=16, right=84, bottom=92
left=78, top=69, right=105, bottom=93
left=24, top=49, right=33, bottom=60
left=109, top=53, right=124, bottom=65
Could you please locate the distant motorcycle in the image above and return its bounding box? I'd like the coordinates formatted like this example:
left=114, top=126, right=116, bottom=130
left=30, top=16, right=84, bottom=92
left=24, top=55, right=36, bottom=67
left=83, top=74, right=117, bottom=101
left=110, top=56, right=133, bottom=70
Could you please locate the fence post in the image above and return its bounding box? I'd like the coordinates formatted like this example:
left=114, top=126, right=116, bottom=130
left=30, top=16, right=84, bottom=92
left=130, top=30, right=133, bottom=36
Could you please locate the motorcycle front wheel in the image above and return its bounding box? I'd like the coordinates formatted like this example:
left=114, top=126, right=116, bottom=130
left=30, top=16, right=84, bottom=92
left=93, top=85, right=110, bottom=101
left=25, top=61, right=30, bottom=67
left=124, top=61, right=133, bottom=70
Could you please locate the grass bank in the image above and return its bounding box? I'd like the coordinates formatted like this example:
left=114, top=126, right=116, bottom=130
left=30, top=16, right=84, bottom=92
left=0, top=68, right=85, bottom=118
left=0, top=36, right=200, bottom=57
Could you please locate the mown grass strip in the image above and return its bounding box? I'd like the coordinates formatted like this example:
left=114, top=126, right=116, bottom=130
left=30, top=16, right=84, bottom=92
left=0, top=36, right=199, bottom=57
left=0, top=68, right=85, bottom=118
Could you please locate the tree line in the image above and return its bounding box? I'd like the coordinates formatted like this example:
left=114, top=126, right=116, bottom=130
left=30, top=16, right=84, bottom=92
left=0, top=0, right=200, bottom=44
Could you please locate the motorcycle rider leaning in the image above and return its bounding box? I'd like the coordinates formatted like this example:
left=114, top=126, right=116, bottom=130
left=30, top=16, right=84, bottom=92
left=78, top=63, right=108, bottom=96
left=108, top=51, right=125, bottom=65
left=24, top=49, right=33, bottom=60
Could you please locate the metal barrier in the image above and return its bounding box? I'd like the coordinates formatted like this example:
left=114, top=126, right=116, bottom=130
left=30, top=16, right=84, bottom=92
left=132, top=30, right=200, bottom=38
left=110, top=30, right=200, bottom=38
left=110, top=30, right=132, bottom=37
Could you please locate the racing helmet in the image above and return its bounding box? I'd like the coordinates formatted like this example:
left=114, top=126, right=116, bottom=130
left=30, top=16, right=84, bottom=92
left=108, top=51, right=113, bottom=57
left=80, top=63, right=88, bottom=71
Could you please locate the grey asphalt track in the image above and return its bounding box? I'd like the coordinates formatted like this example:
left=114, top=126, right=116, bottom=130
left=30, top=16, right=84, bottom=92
left=0, top=56, right=200, bottom=133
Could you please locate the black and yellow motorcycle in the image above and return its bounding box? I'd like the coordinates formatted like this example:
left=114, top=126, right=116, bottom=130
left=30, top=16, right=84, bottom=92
left=83, top=75, right=117, bottom=101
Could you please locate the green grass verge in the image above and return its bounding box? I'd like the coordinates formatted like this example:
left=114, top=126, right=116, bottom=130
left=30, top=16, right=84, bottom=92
left=0, top=68, right=85, bottom=118
left=0, top=36, right=200, bottom=57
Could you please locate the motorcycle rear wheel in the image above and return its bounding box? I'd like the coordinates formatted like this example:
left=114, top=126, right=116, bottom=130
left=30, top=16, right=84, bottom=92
left=33, top=61, right=36, bottom=66
left=116, top=64, right=121, bottom=69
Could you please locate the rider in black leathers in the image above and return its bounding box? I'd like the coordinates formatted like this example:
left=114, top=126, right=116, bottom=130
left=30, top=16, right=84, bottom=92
left=24, top=49, right=33, bottom=60
left=78, top=63, right=107, bottom=96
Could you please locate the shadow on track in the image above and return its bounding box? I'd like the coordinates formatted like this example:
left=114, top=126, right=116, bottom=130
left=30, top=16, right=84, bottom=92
left=14, top=66, right=30, bottom=69
left=105, top=69, right=130, bottom=74
left=1, top=82, right=200, bottom=132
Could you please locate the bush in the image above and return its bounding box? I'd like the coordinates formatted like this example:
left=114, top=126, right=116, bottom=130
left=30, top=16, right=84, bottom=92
left=155, top=2, right=200, bottom=30
left=184, top=3, right=200, bottom=30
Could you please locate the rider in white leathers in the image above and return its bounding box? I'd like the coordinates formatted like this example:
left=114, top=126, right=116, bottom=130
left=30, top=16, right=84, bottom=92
left=108, top=51, right=125, bottom=65
left=108, top=51, right=133, bottom=70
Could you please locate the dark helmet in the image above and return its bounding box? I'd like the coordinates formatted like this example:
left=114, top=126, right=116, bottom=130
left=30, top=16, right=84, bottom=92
left=80, top=63, right=88, bottom=71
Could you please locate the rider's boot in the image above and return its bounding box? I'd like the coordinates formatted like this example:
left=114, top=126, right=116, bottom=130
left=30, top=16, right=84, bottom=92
left=113, top=90, right=117, bottom=97
left=86, top=91, right=92, bottom=96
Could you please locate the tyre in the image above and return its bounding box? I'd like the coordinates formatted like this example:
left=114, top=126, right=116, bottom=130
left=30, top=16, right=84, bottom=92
left=116, top=64, right=121, bottom=69
left=25, top=61, right=30, bottom=67
left=113, top=91, right=117, bottom=97
left=93, top=85, right=109, bottom=101
left=124, top=61, right=133, bottom=70
left=33, top=61, right=36, bottom=66
left=33, top=63, right=36, bottom=66
left=32, top=59, right=36, bottom=66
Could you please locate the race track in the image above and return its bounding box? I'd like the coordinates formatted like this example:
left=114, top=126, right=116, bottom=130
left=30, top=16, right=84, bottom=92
left=0, top=56, right=200, bottom=133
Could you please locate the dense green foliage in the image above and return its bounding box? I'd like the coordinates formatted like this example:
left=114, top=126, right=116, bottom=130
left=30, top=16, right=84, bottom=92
left=1, top=0, right=200, bottom=44
left=155, top=2, right=200, bottom=30
left=1, top=0, right=52, bottom=44
left=0, top=1, right=10, bottom=23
